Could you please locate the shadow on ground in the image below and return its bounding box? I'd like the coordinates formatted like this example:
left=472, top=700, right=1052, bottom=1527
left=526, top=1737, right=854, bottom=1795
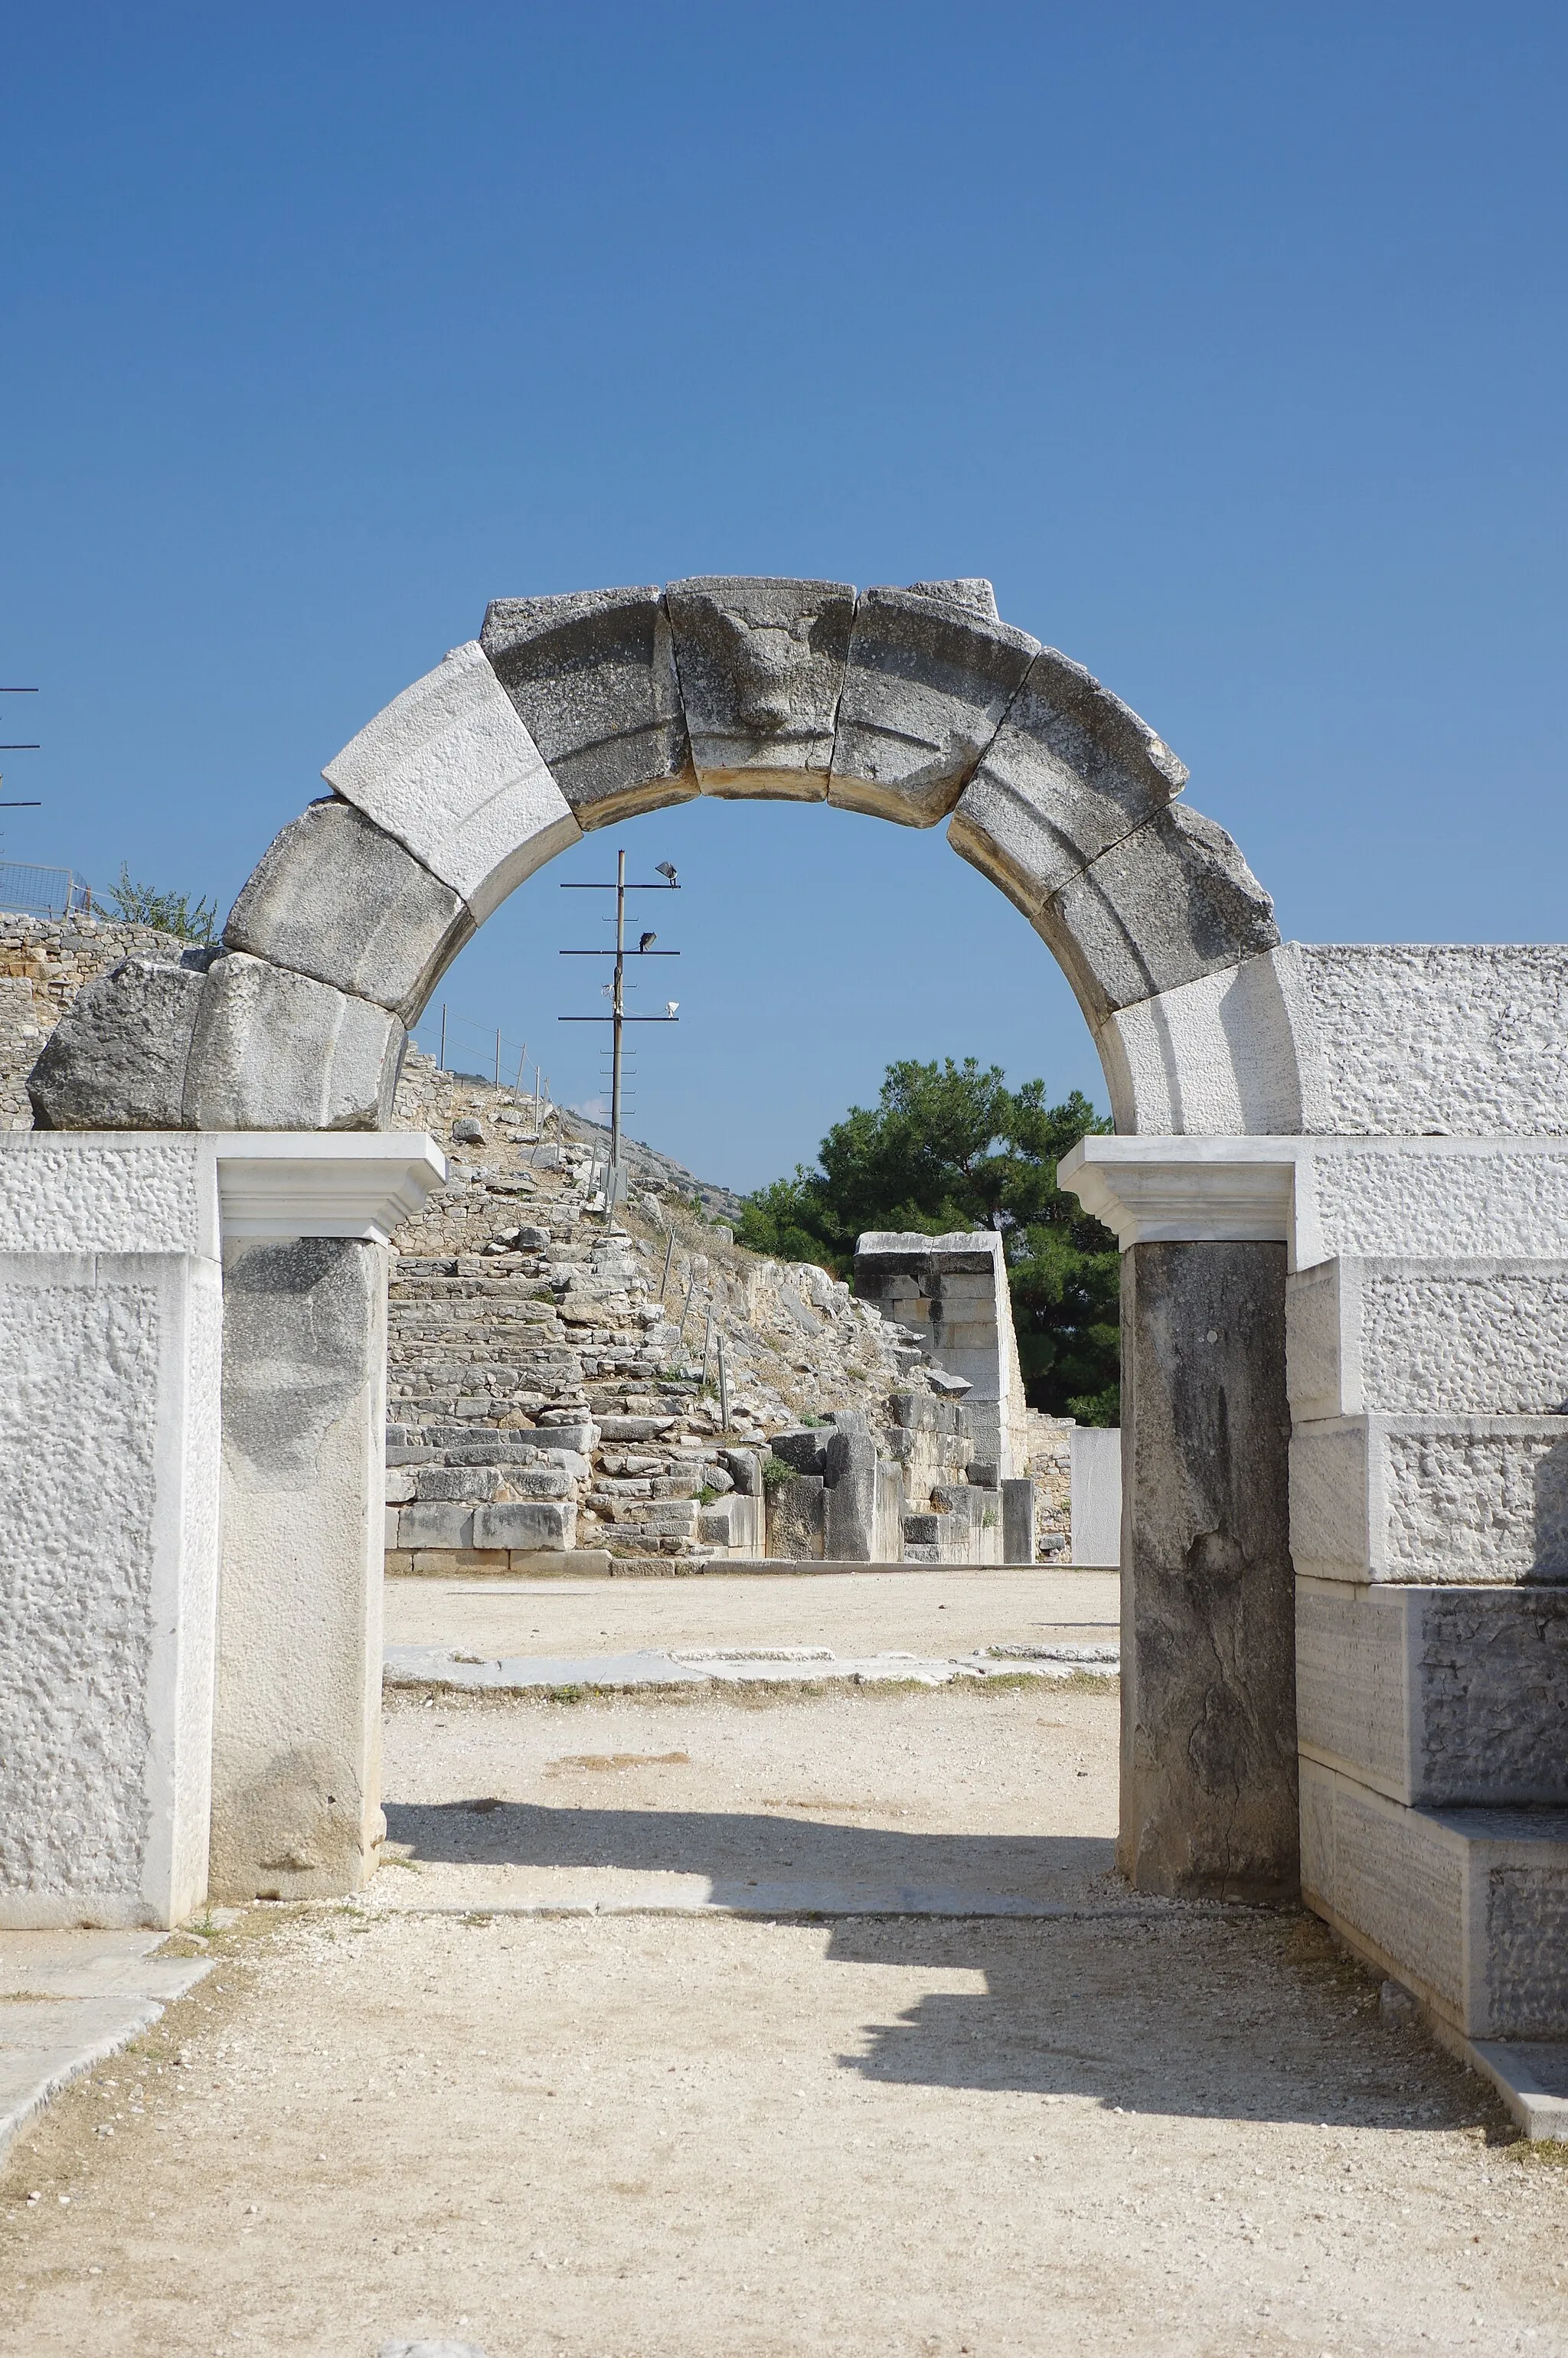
left=381, top=1798, right=1498, bottom=2135
left=384, top=1795, right=1119, bottom=1909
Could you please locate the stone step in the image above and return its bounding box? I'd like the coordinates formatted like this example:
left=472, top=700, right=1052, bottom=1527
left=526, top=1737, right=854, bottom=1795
left=1296, top=1577, right=1568, bottom=1807
left=1289, top=1413, right=1568, bottom=1582
left=1288, top=1255, right=1568, bottom=1419
left=1300, top=1756, right=1568, bottom=2039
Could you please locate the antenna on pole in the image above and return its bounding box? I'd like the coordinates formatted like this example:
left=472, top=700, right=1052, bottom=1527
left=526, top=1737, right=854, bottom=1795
left=558, top=855, right=680, bottom=1225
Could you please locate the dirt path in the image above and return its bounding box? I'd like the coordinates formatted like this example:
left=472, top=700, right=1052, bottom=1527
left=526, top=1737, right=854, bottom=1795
left=3, top=1590, right=1566, bottom=2356
left=382, top=1566, right=1121, bottom=1664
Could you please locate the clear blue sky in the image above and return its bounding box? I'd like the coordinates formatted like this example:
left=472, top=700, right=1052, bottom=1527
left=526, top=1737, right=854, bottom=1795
left=5, top=5, right=1564, bottom=1188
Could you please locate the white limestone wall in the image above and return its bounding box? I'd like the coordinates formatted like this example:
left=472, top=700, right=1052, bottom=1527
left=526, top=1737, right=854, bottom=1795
left=0, top=1137, right=223, bottom=1928
left=1099, top=942, right=1568, bottom=1141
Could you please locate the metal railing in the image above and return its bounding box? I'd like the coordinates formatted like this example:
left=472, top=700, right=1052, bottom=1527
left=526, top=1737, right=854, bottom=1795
left=0, top=863, right=93, bottom=920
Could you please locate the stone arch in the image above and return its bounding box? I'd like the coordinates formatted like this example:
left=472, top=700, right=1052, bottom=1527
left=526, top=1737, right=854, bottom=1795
left=17, top=573, right=1317, bottom=1919
left=28, top=576, right=1298, bottom=1138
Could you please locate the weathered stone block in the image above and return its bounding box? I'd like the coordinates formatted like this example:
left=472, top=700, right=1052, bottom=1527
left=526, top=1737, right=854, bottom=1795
left=472, top=1500, right=576, bottom=1551
left=946, top=648, right=1187, bottom=916
left=224, top=799, right=472, bottom=1024
left=1290, top=1413, right=1568, bottom=1583
left=1301, top=1755, right=1568, bottom=2039
left=0, top=1243, right=221, bottom=1928
left=211, top=1236, right=387, bottom=1904
left=824, top=1416, right=879, bottom=1561
left=480, top=586, right=697, bottom=829
left=1297, top=1141, right=1568, bottom=1266
left=183, top=953, right=403, bottom=1132
left=322, top=640, right=580, bottom=921
left=827, top=586, right=1037, bottom=828
left=28, top=958, right=206, bottom=1130
left=769, top=1427, right=831, bottom=1476
left=1120, top=1239, right=1298, bottom=1901
left=1039, top=806, right=1281, bottom=1024
left=398, top=1502, right=475, bottom=1549
left=1289, top=944, right=1568, bottom=1139
left=1070, top=1425, right=1122, bottom=1566
left=768, top=1471, right=825, bottom=1559
left=666, top=576, right=855, bottom=799
left=1288, top=1256, right=1568, bottom=1421
left=1296, top=1577, right=1568, bottom=1806
left=1092, top=949, right=1312, bottom=1137
left=1001, top=1477, right=1036, bottom=1565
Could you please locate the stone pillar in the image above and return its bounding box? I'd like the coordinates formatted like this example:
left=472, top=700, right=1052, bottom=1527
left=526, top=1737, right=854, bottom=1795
left=1119, top=1241, right=1298, bottom=1900
left=206, top=1138, right=444, bottom=1903
left=208, top=1236, right=389, bottom=1901
left=1001, top=1476, right=1037, bottom=1565
left=1060, top=1138, right=1305, bottom=1904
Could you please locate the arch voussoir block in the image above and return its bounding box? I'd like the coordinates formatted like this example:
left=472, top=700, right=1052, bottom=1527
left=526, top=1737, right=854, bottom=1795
left=224, top=799, right=474, bottom=1026
left=827, top=583, right=1039, bottom=828
left=1039, top=805, right=1280, bottom=1027
left=322, top=640, right=580, bottom=922
left=182, top=952, right=404, bottom=1131
left=480, top=586, right=697, bottom=831
left=666, top=576, right=855, bottom=801
left=946, top=646, right=1189, bottom=915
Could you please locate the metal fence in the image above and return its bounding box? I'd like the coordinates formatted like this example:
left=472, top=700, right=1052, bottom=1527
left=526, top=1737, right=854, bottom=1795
left=0, top=863, right=94, bottom=921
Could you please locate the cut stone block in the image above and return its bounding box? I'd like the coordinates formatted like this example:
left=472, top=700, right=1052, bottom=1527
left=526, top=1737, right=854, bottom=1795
left=1001, top=1477, right=1036, bottom=1566
left=823, top=1418, right=878, bottom=1561
left=224, top=800, right=472, bottom=1025
left=1289, top=944, right=1568, bottom=1140
left=0, top=1243, right=220, bottom=1928
left=946, top=648, right=1187, bottom=915
left=1288, top=1256, right=1568, bottom=1421
left=1290, top=1413, right=1568, bottom=1583
left=480, top=586, right=697, bottom=830
left=1120, top=1239, right=1298, bottom=1902
left=1069, top=1426, right=1122, bottom=1566
left=472, top=1501, right=576, bottom=1551
left=183, top=954, right=404, bottom=1132
left=1093, top=949, right=1316, bottom=1137
left=666, top=576, right=855, bottom=799
left=397, top=1502, right=474, bottom=1550
left=322, top=640, right=580, bottom=921
left=769, top=1428, right=831, bottom=1477
left=768, top=1471, right=825, bottom=1559
left=1296, top=1577, right=1568, bottom=1805
left=27, top=959, right=206, bottom=1131
left=827, top=586, right=1037, bottom=828
left=211, top=1237, right=387, bottom=1903
left=904, top=578, right=1000, bottom=619
left=1300, top=1755, right=1568, bottom=2039
left=1037, top=806, right=1281, bottom=1025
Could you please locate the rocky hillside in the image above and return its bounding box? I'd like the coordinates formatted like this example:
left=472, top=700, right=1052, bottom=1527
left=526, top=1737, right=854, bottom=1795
left=386, top=1047, right=972, bottom=1564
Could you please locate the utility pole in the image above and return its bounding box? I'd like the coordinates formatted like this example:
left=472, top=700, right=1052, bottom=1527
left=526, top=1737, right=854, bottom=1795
left=0, top=687, right=41, bottom=831
left=559, top=853, right=681, bottom=1223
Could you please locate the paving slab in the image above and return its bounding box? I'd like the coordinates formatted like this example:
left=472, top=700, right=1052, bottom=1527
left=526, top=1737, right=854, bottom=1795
left=383, top=1641, right=1119, bottom=1697
left=0, top=1929, right=215, bottom=2161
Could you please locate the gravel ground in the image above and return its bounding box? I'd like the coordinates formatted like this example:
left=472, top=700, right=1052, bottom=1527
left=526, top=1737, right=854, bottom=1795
left=3, top=1582, right=1566, bottom=2357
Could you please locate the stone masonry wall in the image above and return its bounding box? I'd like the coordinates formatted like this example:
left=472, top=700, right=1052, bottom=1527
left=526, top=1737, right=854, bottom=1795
left=0, top=913, right=194, bottom=1128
